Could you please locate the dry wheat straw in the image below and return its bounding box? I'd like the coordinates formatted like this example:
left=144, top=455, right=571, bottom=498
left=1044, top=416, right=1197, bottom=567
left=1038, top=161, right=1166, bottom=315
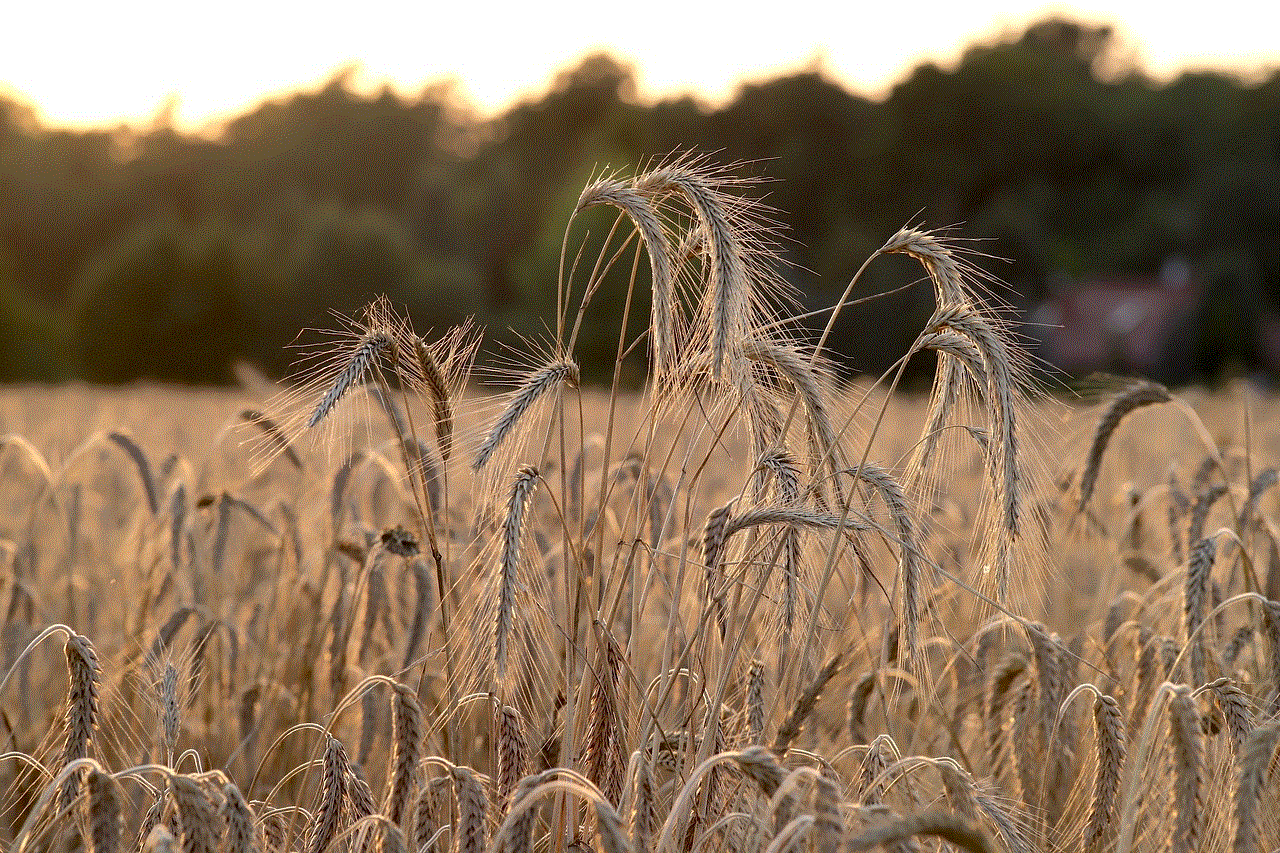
left=473, top=360, right=577, bottom=471
left=847, top=810, right=995, bottom=853
left=747, top=660, right=766, bottom=743
left=1078, top=381, right=1172, bottom=512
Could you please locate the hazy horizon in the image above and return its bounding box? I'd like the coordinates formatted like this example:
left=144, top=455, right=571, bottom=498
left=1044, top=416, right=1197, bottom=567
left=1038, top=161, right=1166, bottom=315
left=4, top=0, right=1278, bottom=134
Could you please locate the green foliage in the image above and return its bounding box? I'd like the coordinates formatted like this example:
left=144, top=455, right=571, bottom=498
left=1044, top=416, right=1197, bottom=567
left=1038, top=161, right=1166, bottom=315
left=0, top=17, right=1277, bottom=383
left=72, top=218, right=256, bottom=384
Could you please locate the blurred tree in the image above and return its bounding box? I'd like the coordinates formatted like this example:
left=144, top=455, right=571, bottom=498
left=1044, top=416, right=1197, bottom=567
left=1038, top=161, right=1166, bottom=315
left=0, top=17, right=1275, bottom=385
left=72, top=217, right=256, bottom=384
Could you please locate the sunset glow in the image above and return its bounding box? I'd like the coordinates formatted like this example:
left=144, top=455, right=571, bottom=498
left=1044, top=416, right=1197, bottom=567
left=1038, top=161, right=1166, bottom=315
left=5, top=0, right=1279, bottom=131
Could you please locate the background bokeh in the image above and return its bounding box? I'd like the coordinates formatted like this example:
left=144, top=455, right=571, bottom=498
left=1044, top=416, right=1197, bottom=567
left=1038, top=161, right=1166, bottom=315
left=1, top=18, right=1276, bottom=386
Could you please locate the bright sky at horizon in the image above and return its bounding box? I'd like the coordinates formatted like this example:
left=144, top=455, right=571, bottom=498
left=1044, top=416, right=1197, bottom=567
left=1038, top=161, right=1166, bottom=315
left=4, top=0, right=1279, bottom=132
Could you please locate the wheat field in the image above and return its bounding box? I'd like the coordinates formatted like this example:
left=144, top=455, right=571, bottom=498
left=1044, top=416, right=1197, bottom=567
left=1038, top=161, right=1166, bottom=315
left=3, top=161, right=1279, bottom=853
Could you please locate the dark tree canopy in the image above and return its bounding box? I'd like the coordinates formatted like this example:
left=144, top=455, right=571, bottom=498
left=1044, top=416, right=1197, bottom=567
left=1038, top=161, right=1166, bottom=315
left=1, top=17, right=1276, bottom=385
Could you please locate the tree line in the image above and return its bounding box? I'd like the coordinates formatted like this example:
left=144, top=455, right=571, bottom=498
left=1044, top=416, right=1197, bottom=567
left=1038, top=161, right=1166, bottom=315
left=0, top=18, right=1276, bottom=384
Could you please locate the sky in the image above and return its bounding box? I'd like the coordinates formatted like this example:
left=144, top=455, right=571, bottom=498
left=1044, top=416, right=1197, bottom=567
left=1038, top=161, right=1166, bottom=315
left=3, top=0, right=1279, bottom=132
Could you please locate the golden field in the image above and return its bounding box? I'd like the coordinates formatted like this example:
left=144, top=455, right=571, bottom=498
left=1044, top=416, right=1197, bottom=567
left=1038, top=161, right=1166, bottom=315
left=3, top=164, right=1279, bottom=853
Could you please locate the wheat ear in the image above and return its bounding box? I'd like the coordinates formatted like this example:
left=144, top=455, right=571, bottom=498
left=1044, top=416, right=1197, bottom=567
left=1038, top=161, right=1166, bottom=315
left=59, top=632, right=101, bottom=807
left=577, top=178, right=677, bottom=379
left=450, top=765, right=488, bottom=853
left=747, top=659, right=766, bottom=743
left=170, top=776, right=221, bottom=853
left=1085, top=693, right=1126, bottom=850
left=495, top=466, right=538, bottom=681
left=772, top=654, right=843, bottom=755
left=473, top=360, right=577, bottom=471
left=220, top=782, right=259, bottom=853
left=1168, top=686, right=1203, bottom=853
left=582, top=634, right=626, bottom=805
left=308, top=330, right=395, bottom=429
left=84, top=769, right=122, bottom=853
left=1184, top=537, right=1216, bottom=686
left=636, top=164, right=748, bottom=381
left=1206, top=677, right=1255, bottom=756
left=702, top=501, right=734, bottom=640
left=1078, top=381, right=1172, bottom=511
left=307, top=736, right=349, bottom=853
left=495, top=705, right=527, bottom=815
left=732, top=746, right=787, bottom=797
left=1234, top=721, right=1280, bottom=853
left=387, top=682, right=423, bottom=826
left=410, top=334, right=456, bottom=462
left=924, top=304, right=1021, bottom=543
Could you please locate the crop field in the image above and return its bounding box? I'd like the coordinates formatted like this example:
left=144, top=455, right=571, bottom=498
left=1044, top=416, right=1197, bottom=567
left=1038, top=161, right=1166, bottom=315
left=2, top=162, right=1279, bottom=853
